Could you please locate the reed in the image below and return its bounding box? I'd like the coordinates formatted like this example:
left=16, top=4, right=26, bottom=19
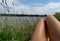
left=0, top=16, right=39, bottom=41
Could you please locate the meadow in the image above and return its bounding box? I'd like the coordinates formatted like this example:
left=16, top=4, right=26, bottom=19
left=0, top=16, right=43, bottom=41
left=0, top=13, right=60, bottom=41
left=0, top=0, right=60, bottom=41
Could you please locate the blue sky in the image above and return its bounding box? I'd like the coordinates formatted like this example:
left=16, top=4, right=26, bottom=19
left=19, top=0, right=60, bottom=5
left=20, top=0, right=60, bottom=4
left=0, top=0, right=60, bottom=15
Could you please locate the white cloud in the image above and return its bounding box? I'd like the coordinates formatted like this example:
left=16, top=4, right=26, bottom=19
left=0, top=0, right=60, bottom=15
left=34, top=3, right=44, bottom=6
left=32, top=2, right=60, bottom=15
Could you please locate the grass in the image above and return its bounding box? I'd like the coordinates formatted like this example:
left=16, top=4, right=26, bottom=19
left=0, top=16, right=39, bottom=41
left=0, top=13, right=60, bottom=41
left=0, top=14, right=59, bottom=41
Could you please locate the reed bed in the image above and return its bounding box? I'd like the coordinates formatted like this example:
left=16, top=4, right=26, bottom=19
left=0, top=16, right=40, bottom=41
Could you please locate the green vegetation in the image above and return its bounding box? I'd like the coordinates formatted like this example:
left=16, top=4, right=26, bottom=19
left=0, top=17, right=39, bottom=41
left=0, top=12, right=60, bottom=41
left=54, top=12, right=60, bottom=21
left=0, top=0, right=59, bottom=41
left=0, top=14, right=46, bottom=17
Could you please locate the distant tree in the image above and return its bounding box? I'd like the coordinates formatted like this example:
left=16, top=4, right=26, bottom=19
left=54, top=12, right=60, bottom=21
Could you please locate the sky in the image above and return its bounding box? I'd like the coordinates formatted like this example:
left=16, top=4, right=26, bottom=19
left=0, top=0, right=60, bottom=15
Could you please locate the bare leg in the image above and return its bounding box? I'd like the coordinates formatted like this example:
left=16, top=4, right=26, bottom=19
left=31, top=19, right=47, bottom=41
left=46, top=15, right=60, bottom=41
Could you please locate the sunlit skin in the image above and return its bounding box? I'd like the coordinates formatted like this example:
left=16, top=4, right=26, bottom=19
left=46, top=15, right=60, bottom=41
left=31, top=15, right=60, bottom=41
left=31, top=19, right=47, bottom=41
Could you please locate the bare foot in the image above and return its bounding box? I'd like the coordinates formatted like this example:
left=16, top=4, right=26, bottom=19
left=31, top=19, right=47, bottom=41
left=46, top=15, right=60, bottom=41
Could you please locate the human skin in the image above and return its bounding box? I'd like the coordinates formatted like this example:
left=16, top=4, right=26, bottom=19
left=31, top=19, right=47, bottom=41
left=46, top=15, right=60, bottom=41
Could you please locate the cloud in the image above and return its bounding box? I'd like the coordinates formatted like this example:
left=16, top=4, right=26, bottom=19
left=34, top=3, right=44, bottom=6
left=0, top=0, right=60, bottom=15
left=33, top=2, right=60, bottom=15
